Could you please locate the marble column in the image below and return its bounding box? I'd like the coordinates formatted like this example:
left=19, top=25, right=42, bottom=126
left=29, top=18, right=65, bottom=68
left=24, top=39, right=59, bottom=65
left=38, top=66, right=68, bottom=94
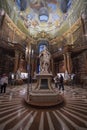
left=81, top=11, right=87, bottom=40
left=83, top=52, right=87, bottom=74
left=14, top=50, right=19, bottom=73
left=63, top=54, right=67, bottom=73
left=31, top=58, right=34, bottom=77
left=66, top=52, right=72, bottom=74
left=35, top=57, right=38, bottom=73
left=51, top=59, right=54, bottom=75
left=18, top=53, right=22, bottom=71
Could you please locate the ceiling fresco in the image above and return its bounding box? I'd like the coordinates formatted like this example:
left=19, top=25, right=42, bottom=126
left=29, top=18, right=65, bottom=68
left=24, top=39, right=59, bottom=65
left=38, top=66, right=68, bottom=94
left=14, top=0, right=72, bottom=36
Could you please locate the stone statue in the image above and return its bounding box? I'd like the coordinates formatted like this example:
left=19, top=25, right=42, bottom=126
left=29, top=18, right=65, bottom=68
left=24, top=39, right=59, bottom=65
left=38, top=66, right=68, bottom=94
left=39, top=46, right=51, bottom=73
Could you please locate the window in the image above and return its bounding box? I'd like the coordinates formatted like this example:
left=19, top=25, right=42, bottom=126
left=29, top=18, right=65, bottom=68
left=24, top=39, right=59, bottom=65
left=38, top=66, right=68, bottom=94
left=39, top=15, right=49, bottom=22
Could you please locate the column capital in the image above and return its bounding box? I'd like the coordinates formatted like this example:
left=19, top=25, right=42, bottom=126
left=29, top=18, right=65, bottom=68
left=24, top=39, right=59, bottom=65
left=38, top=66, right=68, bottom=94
left=63, top=45, right=72, bottom=53
left=66, top=52, right=71, bottom=56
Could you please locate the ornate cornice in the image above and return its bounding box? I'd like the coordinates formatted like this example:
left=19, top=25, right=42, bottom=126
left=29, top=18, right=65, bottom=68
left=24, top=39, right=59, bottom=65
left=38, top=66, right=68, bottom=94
left=50, top=17, right=81, bottom=45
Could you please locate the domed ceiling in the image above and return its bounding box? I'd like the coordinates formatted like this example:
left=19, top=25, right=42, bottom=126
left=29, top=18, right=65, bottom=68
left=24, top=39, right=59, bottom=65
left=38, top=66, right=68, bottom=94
left=14, top=0, right=72, bottom=37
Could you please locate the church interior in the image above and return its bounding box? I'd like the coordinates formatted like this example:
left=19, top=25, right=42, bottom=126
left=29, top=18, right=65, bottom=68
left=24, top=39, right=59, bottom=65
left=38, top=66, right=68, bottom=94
left=0, top=0, right=87, bottom=130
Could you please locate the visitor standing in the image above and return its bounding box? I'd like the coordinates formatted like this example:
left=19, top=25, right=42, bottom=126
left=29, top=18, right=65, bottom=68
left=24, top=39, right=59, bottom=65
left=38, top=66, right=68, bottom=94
left=54, top=75, right=59, bottom=88
left=59, top=74, right=64, bottom=91
left=0, top=74, right=8, bottom=93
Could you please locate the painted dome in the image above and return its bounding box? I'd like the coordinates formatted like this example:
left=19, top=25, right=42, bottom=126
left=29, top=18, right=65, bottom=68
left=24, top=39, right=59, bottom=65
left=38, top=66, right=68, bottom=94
left=15, top=0, right=72, bottom=36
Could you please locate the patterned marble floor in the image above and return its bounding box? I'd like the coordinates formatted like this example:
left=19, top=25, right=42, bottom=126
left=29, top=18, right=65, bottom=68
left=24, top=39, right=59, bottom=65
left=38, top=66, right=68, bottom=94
left=0, top=84, right=87, bottom=130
